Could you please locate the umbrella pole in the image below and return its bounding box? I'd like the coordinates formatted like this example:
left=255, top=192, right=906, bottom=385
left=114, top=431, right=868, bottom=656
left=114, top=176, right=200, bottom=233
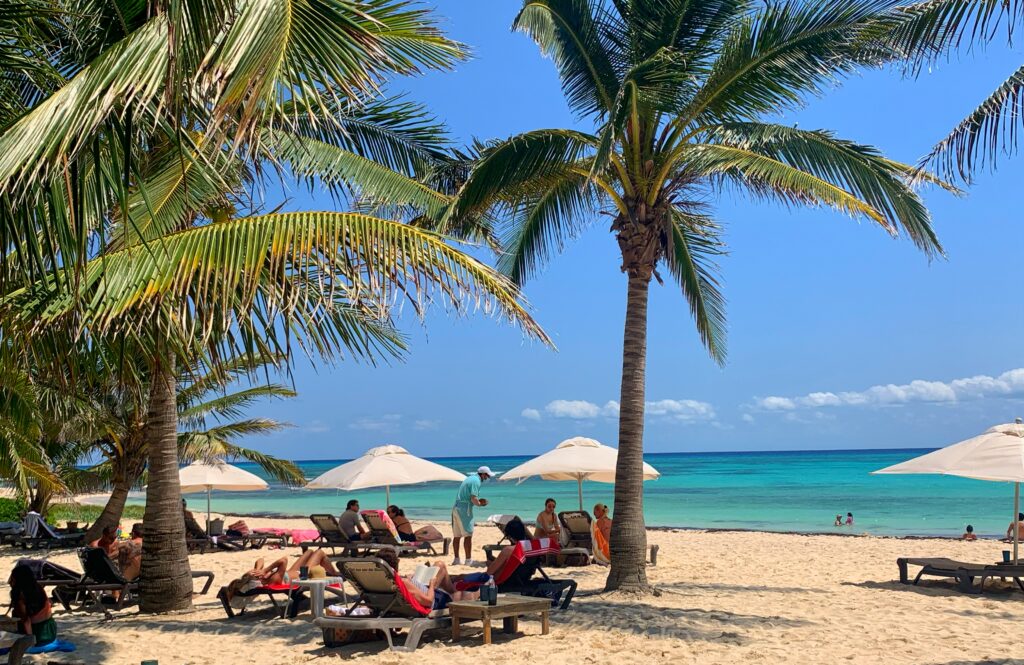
left=1007, top=479, right=1015, bottom=561
left=386, top=485, right=390, bottom=508
left=206, top=486, right=212, bottom=534
left=578, top=477, right=583, bottom=511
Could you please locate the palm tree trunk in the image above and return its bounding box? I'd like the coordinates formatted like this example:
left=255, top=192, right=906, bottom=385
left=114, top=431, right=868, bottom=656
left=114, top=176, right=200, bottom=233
left=84, top=477, right=131, bottom=542
left=605, top=271, right=651, bottom=592
left=139, top=353, right=193, bottom=613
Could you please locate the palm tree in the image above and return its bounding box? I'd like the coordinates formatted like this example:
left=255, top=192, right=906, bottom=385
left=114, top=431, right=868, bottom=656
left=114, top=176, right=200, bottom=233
left=0, top=0, right=548, bottom=613
left=78, top=354, right=305, bottom=542
left=449, top=0, right=946, bottom=592
left=868, top=1, right=1024, bottom=181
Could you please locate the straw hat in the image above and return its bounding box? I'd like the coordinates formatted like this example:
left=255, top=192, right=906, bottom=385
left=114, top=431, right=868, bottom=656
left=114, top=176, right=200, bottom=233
left=309, top=565, right=327, bottom=579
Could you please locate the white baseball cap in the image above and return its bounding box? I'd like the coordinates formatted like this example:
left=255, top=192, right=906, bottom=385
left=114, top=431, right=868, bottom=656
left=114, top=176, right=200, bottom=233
left=477, top=466, right=493, bottom=476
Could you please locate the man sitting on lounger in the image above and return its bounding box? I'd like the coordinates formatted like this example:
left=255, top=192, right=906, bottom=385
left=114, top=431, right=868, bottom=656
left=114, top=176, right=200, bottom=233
left=339, top=500, right=370, bottom=542
left=88, top=525, right=119, bottom=557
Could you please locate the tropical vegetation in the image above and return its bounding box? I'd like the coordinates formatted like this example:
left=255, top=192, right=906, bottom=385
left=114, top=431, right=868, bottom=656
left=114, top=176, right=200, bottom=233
left=448, top=0, right=949, bottom=591
left=0, top=0, right=546, bottom=614
left=874, top=0, right=1024, bottom=182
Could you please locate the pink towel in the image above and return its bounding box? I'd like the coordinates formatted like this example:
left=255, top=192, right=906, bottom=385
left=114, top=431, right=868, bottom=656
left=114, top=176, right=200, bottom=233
left=288, top=529, right=320, bottom=545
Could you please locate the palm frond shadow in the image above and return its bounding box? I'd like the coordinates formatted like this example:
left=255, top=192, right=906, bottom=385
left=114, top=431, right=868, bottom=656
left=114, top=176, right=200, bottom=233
left=556, top=598, right=812, bottom=643
left=654, top=581, right=829, bottom=595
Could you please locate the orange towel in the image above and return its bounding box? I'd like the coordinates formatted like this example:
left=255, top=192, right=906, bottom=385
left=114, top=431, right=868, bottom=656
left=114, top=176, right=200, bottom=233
left=591, top=521, right=610, bottom=564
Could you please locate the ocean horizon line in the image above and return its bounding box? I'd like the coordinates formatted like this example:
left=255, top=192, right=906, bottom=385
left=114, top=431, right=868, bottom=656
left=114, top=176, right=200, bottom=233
left=280, top=445, right=938, bottom=465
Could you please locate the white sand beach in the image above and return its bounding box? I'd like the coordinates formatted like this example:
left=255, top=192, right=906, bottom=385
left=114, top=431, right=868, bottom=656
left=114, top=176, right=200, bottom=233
left=2, top=517, right=1020, bottom=665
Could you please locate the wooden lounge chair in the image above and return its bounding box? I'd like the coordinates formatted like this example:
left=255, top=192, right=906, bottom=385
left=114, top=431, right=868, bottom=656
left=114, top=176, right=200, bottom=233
left=298, top=514, right=360, bottom=555
left=360, top=510, right=450, bottom=557
left=55, top=547, right=215, bottom=617
left=314, top=557, right=450, bottom=652
left=897, top=557, right=1024, bottom=593
left=557, top=510, right=659, bottom=565
left=458, top=538, right=578, bottom=610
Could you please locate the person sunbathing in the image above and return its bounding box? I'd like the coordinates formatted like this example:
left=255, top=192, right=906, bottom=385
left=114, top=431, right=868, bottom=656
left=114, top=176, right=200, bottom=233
left=224, top=549, right=340, bottom=605
left=387, top=505, right=445, bottom=543
left=244, top=549, right=340, bottom=586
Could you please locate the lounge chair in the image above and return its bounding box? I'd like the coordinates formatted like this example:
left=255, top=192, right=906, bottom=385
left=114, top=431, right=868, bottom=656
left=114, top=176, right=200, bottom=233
left=897, top=557, right=1024, bottom=593
left=483, top=514, right=526, bottom=562
left=298, top=514, right=361, bottom=555
left=15, top=558, right=85, bottom=605
left=360, top=510, right=450, bottom=557
left=557, top=510, right=659, bottom=565
left=216, top=580, right=341, bottom=619
left=314, top=557, right=450, bottom=652
left=458, top=537, right=578, bottom=610
left=54, top=547, right=215, bottom=617
left=12, top=513, right=85, bottom=550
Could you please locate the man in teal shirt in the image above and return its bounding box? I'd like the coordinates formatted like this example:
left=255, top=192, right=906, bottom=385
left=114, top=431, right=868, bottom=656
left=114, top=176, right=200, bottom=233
left=451, top=466, right=492, bottom=565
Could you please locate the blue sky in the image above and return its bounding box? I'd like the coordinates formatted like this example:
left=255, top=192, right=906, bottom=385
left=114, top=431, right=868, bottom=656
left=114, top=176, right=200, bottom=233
left=251, top=1, right=1024, bottom=460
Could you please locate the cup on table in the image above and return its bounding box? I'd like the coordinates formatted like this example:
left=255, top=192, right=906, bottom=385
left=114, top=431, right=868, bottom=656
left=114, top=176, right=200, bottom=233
left=299, top=566, right=309, bottom=580
left=1002, top=550, right=1012, bottom=562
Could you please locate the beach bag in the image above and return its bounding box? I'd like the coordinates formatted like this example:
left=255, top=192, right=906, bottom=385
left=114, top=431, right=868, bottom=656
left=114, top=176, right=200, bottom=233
left=322, top=606, right=381, bottom=646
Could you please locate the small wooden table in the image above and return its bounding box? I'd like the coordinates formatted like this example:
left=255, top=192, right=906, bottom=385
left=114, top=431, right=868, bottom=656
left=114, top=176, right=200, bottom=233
left=449, top=596, right=551, bottom=645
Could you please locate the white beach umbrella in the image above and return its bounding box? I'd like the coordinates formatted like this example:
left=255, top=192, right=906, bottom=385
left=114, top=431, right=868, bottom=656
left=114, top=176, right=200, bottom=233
left=179, top=460, right=269, bottom=528
left=304, top=444, right=465, bottom=506
left=873, top=419, right=1024, bottom=560
left=499, top=436, right=661, bottom=510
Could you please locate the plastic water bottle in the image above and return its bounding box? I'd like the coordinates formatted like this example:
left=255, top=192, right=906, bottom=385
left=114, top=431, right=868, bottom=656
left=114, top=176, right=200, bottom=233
left=486, top=576, right=496, bottom=605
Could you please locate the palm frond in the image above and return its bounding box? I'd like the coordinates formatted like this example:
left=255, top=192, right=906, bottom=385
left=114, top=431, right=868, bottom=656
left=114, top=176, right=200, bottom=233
left=663, top=207, right=727, bottom=364
left=513, top=0, right=621, bottom=117
left=265, top=129, right=451, bottom=219
left=7, top=212, right=550, bottom=346
left=921, top=63, right=1024, bottom=182
left=447, top=129, right=598, bottom=224
left=497, top=170, right=603, bottom=284
left=683, top=0, right=899, bottom=125
left=690, top=122, right=944, bottom=257
left=179, top=384, right=297, bottom=427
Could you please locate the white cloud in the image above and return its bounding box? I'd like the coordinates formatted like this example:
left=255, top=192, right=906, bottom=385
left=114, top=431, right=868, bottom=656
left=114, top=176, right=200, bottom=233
left=305, top=420, right=330, bottom=433
left=645, top=399, right=717, bottom=421
left=756, top=368, right=1024, bottom=411
left=545, top=400, right=602, bottom=419
left=741, top=413, right=755, bottom=423
left=757, top=396, right=796, bottom=411
left=413, top=419, right=439, bottom=431
left=348, top=414, right=402, bottom=431
left=522, top=398, right=716, bottom=423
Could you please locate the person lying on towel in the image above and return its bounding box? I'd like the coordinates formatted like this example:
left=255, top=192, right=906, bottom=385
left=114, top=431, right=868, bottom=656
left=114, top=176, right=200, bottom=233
left=224, top=549, right=339, bottom=604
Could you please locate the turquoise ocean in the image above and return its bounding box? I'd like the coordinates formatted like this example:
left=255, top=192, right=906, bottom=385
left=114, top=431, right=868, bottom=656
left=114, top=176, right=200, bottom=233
left=155, top=449, right=1020, bottom=538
